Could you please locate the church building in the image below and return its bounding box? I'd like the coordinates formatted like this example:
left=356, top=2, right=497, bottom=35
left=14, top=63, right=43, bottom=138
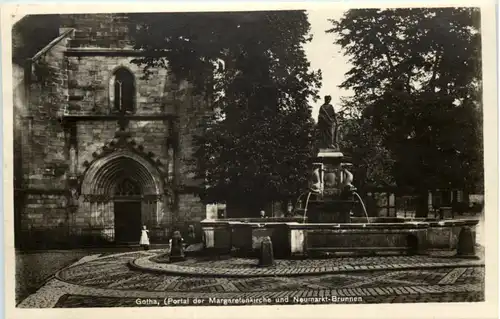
left=13, top=14, right=214, bottom=248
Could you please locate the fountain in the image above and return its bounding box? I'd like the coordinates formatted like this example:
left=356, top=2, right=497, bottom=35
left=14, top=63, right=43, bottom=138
left=199, top=96, right=480, bottom=258
left=303, top=149, right=359, bottom=224
left=302, top=192, right=312, bottom=223
left=353, top=191, right=370, bottom=222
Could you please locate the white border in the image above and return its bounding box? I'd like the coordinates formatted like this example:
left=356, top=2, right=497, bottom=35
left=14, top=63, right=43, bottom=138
left=2, top=2, right=498, bottom=319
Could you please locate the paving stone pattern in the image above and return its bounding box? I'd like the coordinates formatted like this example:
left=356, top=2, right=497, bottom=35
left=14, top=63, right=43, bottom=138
left=19, top=250, right=485, bottom=308
left=15, top=250, right=92, bottom=304
left=130, top=253, right=484, bottom=277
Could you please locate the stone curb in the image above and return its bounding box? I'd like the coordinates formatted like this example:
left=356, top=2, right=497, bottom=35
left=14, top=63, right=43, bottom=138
left=129, top=257, right=485, bottom=278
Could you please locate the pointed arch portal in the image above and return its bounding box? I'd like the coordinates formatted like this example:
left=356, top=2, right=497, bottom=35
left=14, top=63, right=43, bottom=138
left=80, top=150, right=164, bottom=243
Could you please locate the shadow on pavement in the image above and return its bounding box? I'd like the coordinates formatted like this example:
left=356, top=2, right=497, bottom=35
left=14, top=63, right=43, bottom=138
left=15, top=245, right=168, bottom=304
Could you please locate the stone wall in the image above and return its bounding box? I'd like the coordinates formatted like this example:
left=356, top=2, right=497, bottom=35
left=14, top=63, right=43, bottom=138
left=22, top=194, right=67, bottom=230
left=127, top=120, right=169, bottom=163
left=13, top=63, right=27, bottom=192
left=13, top=63, right=26, bottom=247
left=60, top=13, right=133, bottom=49
left=19, top=31, right=73, bottom=247
left=66, top=55, right=169, bottom=115
left=25, top=31, right=72, bottom=190
left=76, top=121, right=117, bottom=172
left=178, top=193, right=205, bottom=222
left=174, top=81, right=208, bottom=188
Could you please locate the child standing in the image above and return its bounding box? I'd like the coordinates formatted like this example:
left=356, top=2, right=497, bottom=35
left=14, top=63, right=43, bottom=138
left=139, top=225, right=150, bottom=250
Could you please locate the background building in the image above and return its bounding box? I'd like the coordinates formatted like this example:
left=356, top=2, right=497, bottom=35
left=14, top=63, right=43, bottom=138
left=13, top=14, right=209, bottom=248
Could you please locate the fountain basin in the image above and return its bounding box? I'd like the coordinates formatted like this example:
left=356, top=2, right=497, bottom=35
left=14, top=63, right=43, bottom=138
left=306, top=200, right=357, bottom=223
left=200, top=219, right=479, bottom=257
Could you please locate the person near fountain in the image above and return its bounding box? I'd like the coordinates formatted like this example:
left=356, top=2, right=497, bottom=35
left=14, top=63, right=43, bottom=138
left=317, top=95, right=338, bottom=149
left=139, top=225, right=150, bottom=250
left=260, top=210, right=267, bottom=218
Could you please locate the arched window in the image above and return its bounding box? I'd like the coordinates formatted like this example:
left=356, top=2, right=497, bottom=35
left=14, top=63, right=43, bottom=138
left=112, top=68, right=135, bottom=114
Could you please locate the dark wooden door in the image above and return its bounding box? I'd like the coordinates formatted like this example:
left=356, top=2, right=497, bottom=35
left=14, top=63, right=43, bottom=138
left=114, top=201, right=141, bottom=243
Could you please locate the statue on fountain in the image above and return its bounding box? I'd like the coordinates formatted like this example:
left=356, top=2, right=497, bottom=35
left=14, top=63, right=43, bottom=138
left=303, top=95, right=358, bottom=223
left=317, top=95, right=338, bottom=150
left=311, top=95, right=351, bottom=195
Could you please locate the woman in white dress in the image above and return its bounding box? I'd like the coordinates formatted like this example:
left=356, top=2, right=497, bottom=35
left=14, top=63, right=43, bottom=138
left=139, top=225, right=150, bottom=250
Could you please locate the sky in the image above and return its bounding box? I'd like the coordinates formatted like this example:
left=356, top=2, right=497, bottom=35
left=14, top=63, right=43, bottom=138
left=12, top=10, right=353, bottom=121
left=305, top=9, right=353, bottom=121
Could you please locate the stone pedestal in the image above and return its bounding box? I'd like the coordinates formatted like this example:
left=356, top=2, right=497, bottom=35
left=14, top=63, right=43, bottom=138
left=258, top=236, right=275, bottom=267
left=315, top=149, right=344, bottom=195
left=307, top=149, right=355, bottom=223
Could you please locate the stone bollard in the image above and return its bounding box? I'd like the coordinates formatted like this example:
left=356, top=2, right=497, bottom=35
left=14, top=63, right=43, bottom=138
left=258, top=236, right=275, bottom=267
left=169, top=230, right=186, bottom=262
left=456, top=226, right=478, bottom=259
left=406, top=234, right=419, bottom=255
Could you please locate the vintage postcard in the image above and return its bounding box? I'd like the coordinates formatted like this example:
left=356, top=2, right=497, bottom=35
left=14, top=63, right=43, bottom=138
left=2, top=1, right=498, bottom=318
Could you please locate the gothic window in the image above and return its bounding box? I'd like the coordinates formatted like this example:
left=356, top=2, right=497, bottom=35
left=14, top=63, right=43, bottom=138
left=113, top=68, right=135, bottom=114
left=115, top=178, right=141, bottom=196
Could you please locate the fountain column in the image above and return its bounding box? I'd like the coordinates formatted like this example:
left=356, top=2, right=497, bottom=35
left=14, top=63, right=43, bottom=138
left=306, top=149, right=356, bottom=223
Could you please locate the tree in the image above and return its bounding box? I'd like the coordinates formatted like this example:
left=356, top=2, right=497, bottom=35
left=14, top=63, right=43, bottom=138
left=328, top=8, right=483, bottom=216
left=337, top=111, right=395, bottom=191
left=130, top=12, right=322, bottom=216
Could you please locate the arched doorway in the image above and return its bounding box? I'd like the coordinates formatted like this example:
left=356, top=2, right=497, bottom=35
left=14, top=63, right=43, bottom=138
left=79, top=150, right=166, bottom=244
left=113, top=178, right=142, bottom=243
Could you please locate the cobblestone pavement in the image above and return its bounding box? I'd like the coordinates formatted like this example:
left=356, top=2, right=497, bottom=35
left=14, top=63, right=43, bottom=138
left=18, top=250, right=485, bottom=308
left=131, top=253, right=484, bottom=277
left=15, top=250, right=90, bottom=304
left=15, top=246, right=168, bottom=304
